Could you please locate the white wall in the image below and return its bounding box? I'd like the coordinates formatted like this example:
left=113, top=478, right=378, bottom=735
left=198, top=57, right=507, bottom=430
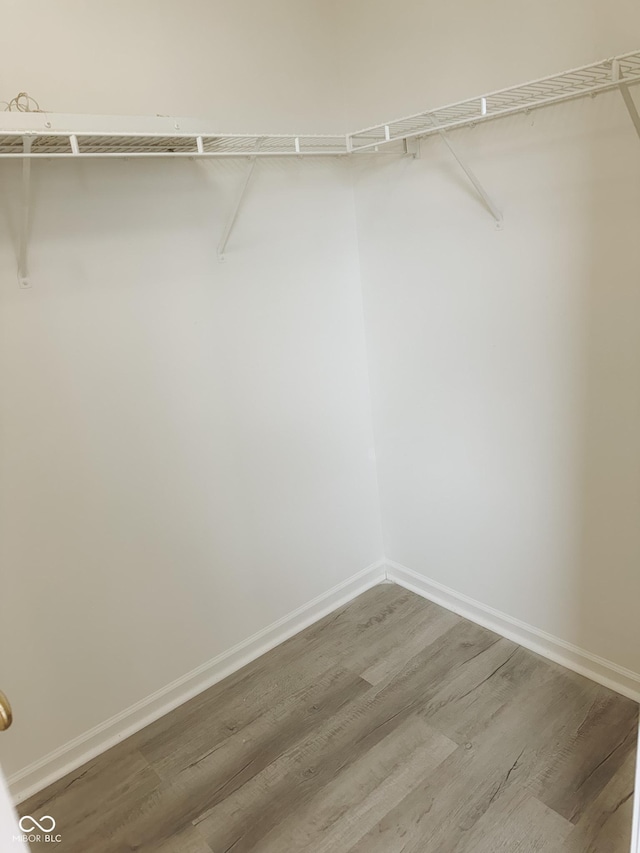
left=0, top=0, right=346, bottom=132
left=341, top=0, right=640, bottom=672
left=336, top=0, right=640, bottom=130
left=0, top=1, right=382, bottom=781
left=3, top=0, right=640, bottom=791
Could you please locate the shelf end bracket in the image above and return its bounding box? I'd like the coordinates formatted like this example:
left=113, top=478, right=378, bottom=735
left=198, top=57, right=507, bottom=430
left=18, top=136, right=33, bottom=287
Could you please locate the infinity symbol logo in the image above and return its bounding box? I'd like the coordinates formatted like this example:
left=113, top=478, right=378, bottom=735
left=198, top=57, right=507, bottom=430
left=19, top=815, right=56, bottom=833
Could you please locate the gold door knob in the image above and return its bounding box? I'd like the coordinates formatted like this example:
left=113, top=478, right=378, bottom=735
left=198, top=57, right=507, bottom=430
left=0, top=691, right=12, bottom=731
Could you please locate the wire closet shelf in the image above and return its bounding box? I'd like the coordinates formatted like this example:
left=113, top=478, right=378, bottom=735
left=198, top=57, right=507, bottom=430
left=347, top=50, right=640, bottom=151
left=1, top=50, right=639, bottom=159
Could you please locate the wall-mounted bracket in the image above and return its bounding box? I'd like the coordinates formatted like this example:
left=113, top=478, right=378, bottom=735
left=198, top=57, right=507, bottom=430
left=217, top=139, right=263, bottom=262
left=437, top=130, right=503, bottom=229
left=613, top=59, right=640, bottom=141
left=18, top=135, right=33, bottom=287
left=404, top=137, right=421, bottom=158
left=619, top=84, right=640, bottom=138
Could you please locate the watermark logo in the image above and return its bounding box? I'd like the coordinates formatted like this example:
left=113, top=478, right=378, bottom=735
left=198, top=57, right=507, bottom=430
left=14, top=815, right=61, bottom=844
left=19, top=816, right=56, bottom=833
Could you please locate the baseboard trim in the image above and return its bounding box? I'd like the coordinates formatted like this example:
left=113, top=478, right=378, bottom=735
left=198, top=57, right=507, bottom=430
left=386, top=561, right=640, bottom=704
left=11, top=559, right=639, bottom=806
left=9, top=560, right=386, bottom=804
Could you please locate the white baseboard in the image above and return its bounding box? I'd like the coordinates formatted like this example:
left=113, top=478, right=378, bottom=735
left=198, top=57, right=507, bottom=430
left=8, top=560, right=386, bottom=804
left=10, top=558, right=639, bottom=809
left=386, top=561, right=640, bottom=704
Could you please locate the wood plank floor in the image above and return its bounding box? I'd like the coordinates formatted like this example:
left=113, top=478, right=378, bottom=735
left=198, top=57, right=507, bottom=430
left=19, top=584, right=638, bottom=852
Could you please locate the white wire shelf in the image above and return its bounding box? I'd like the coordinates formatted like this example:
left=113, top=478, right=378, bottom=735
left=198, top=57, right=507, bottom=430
left=0, top=135, right=349, bottom=157
left=347, top=50, right=640, bottom=152
left=0, top=50, right=639, bottom=159
left=4, top=50, right=640, bottom=284
left=0, top=51, right=640, bottom=158
left=0, top=113, right=348, bottom=158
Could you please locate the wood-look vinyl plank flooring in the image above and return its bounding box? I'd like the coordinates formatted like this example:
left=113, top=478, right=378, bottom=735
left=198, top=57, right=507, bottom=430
left=19, top=584, right=638, bottom=853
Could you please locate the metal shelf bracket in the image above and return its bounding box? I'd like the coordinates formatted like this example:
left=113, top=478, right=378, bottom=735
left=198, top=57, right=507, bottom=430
left=18, top=135, right=33, bottom=287
left=2, top=49, right=640, bottom=264
left=404, top=137, right=421, bottom=158
left=437, top=131, right=503, bottom=228
left=217, top=139, right=263, bottom=261
left=613, top=59, right=640, bottom=141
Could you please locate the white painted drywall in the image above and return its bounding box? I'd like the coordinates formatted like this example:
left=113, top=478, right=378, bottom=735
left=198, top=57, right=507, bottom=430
left=0, top=1, right=382, bottom=781
left=335, top=0, right=640, bottom=130
left=341, top=0, right=640, bottom=673
left=0, top=0, right=346, bottom=132
left=3, top=0, right=640, bottom=794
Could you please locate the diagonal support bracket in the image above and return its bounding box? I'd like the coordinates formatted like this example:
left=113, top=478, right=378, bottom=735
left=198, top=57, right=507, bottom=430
left=618, top=84, right=640, bottom=141
left=612, top=58, right=640, bottom=141
left=217, top=139, right=263, bottom=262
left=437, top=131, right=503, bottom=228
left=18, top=135, right=33, bottom=287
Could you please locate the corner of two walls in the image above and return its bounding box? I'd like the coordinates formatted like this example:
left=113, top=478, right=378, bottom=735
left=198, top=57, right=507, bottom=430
left=3, top=0, right=640, bottom=801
